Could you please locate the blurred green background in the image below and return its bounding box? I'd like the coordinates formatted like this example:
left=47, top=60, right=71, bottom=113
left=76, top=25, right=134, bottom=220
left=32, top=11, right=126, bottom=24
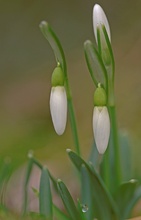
left=1, top=0, right=141, bottom=176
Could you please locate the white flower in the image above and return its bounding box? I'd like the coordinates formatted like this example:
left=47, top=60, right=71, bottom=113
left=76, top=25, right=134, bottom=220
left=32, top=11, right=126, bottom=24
left=93, top=106, right=110, bottom=154
left=50, top=86, right=67, bottom=135
left=93, top=4, right=111, bottom=44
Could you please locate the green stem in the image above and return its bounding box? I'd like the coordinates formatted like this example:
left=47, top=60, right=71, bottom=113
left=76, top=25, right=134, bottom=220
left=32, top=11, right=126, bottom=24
left=60, top=62, right=80, bottom=156
left=67, top=98, right=80, bottom=156
left=59, top=58, right=81, bottom=156
left=101, top=149, right=110, bottom=189
left=109, top=105, right=121, bottom=187
left=101, top=106, right=121, bottom=193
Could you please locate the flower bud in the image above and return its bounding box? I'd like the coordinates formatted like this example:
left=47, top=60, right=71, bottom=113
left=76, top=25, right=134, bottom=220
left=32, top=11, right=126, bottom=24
left=93, top=4, right=111, bottom=44
left=50, top=86, right=67, bottom=135
left=51, top=66, right=65, bottom=87
left=93, top=106, right=110, bottom=154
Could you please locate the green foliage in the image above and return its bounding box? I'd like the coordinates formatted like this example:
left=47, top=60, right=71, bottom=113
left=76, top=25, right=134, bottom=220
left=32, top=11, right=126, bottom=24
left=67, top=150, right=120, bottom=220
left=39, top=167, right=53, bottom=219
left=57, top=179, right=81, bottom=220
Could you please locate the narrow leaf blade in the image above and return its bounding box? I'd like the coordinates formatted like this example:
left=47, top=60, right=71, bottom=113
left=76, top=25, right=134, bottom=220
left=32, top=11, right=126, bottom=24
left=39, top=167, right=53, bottom=219
left=57, top=179, right=81, bottom=220
left=81, top=165, right=93, bottom=220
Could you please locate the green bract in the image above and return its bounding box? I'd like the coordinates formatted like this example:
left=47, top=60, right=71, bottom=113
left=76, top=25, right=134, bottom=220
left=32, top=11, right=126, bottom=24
left=51, top=66, right=65, bottom=86
left=94, top=84, right=107, bottom=106
left=102, top=48, right=111, bottom=66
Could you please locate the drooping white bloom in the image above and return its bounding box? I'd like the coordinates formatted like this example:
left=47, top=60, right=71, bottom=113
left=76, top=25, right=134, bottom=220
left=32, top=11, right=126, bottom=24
left=93, top=106, right=110, bottom=154
left=50, top=86, right=67, bottom=135
left=93, top=4, right=111, bottom=43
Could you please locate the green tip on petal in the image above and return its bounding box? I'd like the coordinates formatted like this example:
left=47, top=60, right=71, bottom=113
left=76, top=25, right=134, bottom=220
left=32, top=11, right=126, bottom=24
left=51, top=66, right=65, bottom=86
left=94, top=84, right=107, bottom=106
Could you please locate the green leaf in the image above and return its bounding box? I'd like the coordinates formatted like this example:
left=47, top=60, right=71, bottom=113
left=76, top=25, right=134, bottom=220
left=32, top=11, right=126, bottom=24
left=39, top=21, right=66, bottom=73
left=77, top=199, right=87, bottom=220
left=39, top=167, right=53, bottom=220
left=67, top=149, right=120, bottom=220
left=84, top=40, right=108, bottom=91
left=81, top=165, right=93, bottom=220
left=114, top=179, right=139, bottom=219
left=32, top=157, right=58, bottom=192
left=57, top=179, right=81, bottom=220
left=53, top=204, right=71, bottom=220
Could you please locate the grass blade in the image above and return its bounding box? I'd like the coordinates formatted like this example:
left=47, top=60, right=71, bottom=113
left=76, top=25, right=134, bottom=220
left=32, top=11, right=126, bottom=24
left=81, top=164, right=93, bottom=220
left=39, top=167, right=53, bottom=219
left=57, top=179, right=81, bottom=220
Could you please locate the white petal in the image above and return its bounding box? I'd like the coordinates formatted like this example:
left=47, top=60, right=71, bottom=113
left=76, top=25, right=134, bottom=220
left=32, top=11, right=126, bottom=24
left=93, top=106, right=110, bottom=154
left=50, top=86, right=67, bottom=135
left=93, top=4, right=111, bottom=43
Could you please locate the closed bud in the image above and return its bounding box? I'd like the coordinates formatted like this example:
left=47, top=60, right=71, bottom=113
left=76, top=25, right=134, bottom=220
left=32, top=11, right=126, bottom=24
left=93, top=4, right=112, bottom=66
left=93, top=4, right=111, bottom=44
left=50, top=86, right=67, bottom=135
left=93, top=106, right=110, bottom=154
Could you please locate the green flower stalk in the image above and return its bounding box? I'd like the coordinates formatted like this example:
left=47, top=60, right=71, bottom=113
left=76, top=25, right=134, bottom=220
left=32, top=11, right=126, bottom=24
left=93, top=84, right=110, bottom=154
left=50, top=66, right=67, bottom=135
left=93, top=4, right=121, bottom=187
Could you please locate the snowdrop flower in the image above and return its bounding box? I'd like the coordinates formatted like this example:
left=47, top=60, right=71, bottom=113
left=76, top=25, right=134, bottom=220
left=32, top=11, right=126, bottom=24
left=93, top=4, right=111, bottom=44
left=50, top=66, right=67, bottom=135
left=93, top=84, right=110, bottom=154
